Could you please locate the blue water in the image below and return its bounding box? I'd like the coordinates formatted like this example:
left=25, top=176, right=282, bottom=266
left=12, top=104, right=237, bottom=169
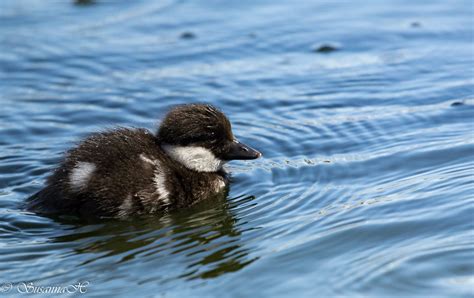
left=1, top=0, right=473, bottom=297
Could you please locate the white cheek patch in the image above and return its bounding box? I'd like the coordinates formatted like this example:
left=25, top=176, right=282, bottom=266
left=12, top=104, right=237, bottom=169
left=69, top=162, right=96, bottom=190
left=161, top=144, right=225, bottom=172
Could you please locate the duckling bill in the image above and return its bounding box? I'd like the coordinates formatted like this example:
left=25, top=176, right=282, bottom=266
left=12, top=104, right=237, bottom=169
left=26, top=104, right=261, bottom=218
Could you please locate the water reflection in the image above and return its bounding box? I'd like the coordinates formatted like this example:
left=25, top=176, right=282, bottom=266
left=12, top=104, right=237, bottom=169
left=50, top=195, right=259, bottom=281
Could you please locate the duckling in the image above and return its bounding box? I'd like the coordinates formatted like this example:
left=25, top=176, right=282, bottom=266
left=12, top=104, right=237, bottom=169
left=27, top=103, right=261, bottom=218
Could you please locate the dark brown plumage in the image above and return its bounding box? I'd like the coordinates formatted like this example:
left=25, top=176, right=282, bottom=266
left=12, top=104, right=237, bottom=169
left=157, top=103, right=234, bottom=159
left=26, top=104, right=260, bottom=218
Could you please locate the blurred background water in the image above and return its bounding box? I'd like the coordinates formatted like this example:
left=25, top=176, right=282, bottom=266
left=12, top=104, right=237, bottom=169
left=0, top=0, right=473, bottom=297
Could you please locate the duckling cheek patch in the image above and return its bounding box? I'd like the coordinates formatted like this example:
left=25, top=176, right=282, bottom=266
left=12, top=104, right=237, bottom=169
left=162, top=144, right=225, bottom=172
left=69, top=162, right=96, bottom=190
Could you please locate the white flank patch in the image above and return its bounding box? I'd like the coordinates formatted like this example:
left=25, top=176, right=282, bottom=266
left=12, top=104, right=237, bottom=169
left=69, top=162, right=96, bottom=190
left=140, top=154, right=171, bottom=205
left=153, top=162, right=170, bottom=205
left=139, top=154, right=155, bottom=165
left=214, top=178, right=227, bottom=192
left=161, top=144, right=225, bottom=172
left=118, top=195, right=133, bottom=217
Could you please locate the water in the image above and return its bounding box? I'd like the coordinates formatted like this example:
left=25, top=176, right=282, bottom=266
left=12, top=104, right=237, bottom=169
left=1, top=0, right=473, bottom=296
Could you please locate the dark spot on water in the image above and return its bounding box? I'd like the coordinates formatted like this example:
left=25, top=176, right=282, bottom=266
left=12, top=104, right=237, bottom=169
left=410, top=21, right=422, bottom=28
left=180, top=32, right=196, bottom=39
left=451, top=101, right=464, bottom=107
left=74, top=0, right=95, bottom=5
left=249, top=33, right=257, bottom=38
left=313, top=43, right=339, bottom=53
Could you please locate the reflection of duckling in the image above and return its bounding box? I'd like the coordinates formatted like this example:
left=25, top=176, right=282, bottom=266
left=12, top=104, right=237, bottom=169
left=51, top=194, right=258, bottom=280
left=27, top=104, right=261, bottom=218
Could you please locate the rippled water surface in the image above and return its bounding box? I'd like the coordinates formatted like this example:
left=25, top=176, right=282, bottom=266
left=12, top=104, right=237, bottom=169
left=1, top=0, right=473, bottom=297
